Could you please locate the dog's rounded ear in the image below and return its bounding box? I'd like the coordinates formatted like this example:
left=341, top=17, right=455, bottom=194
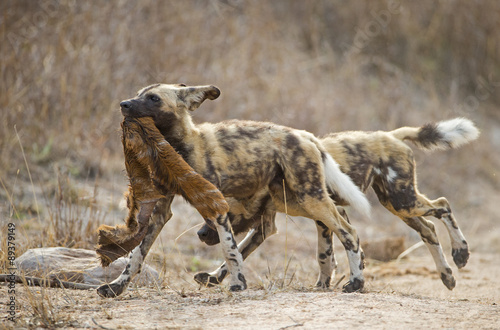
left=204, top=85, right=221, bottom=100
left=181, top=85, right=221, bottom=111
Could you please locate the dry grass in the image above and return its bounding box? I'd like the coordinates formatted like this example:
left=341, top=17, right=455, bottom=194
left=1, top=1, right=500, bottom=327
left=2, top=1, right=499, bottom=177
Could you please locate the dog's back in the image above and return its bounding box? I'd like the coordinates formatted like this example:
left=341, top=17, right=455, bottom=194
left=194, top=119, right=370, bottom=218
left=321, top=117, right=479, bottom=192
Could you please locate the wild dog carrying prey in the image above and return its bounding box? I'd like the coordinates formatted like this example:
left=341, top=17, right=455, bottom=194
left=104, top=83, right=371, bottom=295
left=197, top=118, right=479, bottom=290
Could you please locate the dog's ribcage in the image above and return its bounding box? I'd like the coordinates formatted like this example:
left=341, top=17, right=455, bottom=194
left=186, top=120, right=324, bottom=203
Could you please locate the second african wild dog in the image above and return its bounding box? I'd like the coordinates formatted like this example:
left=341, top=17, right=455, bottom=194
left=103, top=83, right=372, bottom=296
left=196, top=118, right=479, bottom=290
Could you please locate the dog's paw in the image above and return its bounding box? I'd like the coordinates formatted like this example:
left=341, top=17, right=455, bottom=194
left=342, top=278, right=364, bottom=293
left=97, top=282, right=126, bottom=298
left=229, top=273, right=247, bottom=292
left=194, top=272, right=220, bottom=287
left=229, top=283, right=246, bottom=291
left=441, top=271, right=456, bottom=290
left=315, top=277, right=331, bottom=290
left=452, top=246, right=469, bottom=269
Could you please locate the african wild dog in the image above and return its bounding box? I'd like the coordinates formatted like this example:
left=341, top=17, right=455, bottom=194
left=197, top=118, right=479, bottom=290
left=102, top=83, right=372, bottom=296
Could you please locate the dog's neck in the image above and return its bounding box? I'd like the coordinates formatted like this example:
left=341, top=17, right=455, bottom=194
left=155, top=111, right=200, bottom=163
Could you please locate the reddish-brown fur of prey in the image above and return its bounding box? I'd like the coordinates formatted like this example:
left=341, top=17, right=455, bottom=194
left=123, top=117, right=228, bottom=218
left=96, top=116, right=228, bottom=266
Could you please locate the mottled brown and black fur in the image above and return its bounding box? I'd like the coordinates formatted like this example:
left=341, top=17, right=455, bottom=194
left=105, top=83, right=372, bottom=295
left=197, top=118, right=479, bottom=290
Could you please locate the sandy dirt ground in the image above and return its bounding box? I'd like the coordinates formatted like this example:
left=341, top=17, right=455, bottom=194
left=2, top=194, right=500, bottom=329
left=2, top=230, right=500, bottom=328
left=2, top=251, right=499, bottom=329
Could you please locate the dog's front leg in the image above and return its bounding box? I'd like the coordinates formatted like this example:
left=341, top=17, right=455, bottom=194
left=195, top=212, right=278, bottom=287
left=97, top=197, right=174, bottom=298
left=214, top=214, right=247, bottom=291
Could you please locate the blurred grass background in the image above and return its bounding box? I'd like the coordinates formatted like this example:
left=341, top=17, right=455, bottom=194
left=1, top=0, right=500, bottom=285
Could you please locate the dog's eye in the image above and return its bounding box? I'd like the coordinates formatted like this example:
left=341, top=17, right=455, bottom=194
left=149, top=95, right=160, bottom=102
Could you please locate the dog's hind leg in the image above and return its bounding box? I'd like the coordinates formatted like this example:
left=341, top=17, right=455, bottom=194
left=443, top=213, right=469, bottom=269
left=314, top=207, right=360, bottom=289
left=272, top=150, right=365, bottom=291
left=97, top=196, right=174, bottom=298
left=401, top=216, right=456, bottom=290
left=390, top=190, right=469, bottom=270
left=372, top=170, right=467, bottom=289
left=302, top=202, right=364, bottom=293
left=315, top=220, right=337, bottom=289
left=415, top=195, right=469, bottom=269
left=195, top=212, right=277, bottom=287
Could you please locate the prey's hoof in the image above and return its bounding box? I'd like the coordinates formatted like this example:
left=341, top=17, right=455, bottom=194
left=194, top=272, right=220, bottom=287
left=342, top=278, right=364, bottom=293
left=452, top=247, right=469, bottom=269
left=441, top=272, right=456, bottom=290
left=97, top=283, right=126, bottom=298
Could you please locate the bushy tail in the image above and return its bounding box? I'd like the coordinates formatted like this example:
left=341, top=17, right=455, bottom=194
left=323, top=153, right=371, bottom=218
left=390, top=117, right=480, bottom=151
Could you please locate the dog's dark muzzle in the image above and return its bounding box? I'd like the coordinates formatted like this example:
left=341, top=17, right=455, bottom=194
left=120, top=100, right=135, bottom=116
left=197, top=223, right=220, bottom=246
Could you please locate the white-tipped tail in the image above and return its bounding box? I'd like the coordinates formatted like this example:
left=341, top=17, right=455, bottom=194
left=435, top=117, right=480, bottom=149
left=323, top=153, right=371, bottom=218
left=390, top=117, right=480, bottom=151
